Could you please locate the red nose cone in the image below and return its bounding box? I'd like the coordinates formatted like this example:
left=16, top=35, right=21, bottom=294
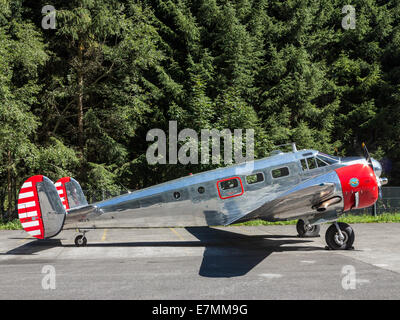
left=335, top=164, right=379, bottom=211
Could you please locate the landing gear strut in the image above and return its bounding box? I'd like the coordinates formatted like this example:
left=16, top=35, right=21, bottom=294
left=325, top=222, right=354, bottom=250
left=74, top=230, right=88, bottom=247
left=296, top=219, right=320, bottom=237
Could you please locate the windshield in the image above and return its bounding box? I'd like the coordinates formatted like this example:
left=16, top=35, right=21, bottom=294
left=316, top=153, right=340, bottom=165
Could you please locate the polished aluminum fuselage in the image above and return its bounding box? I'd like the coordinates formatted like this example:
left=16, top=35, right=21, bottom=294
left=64, top=150, right=368, bottom=229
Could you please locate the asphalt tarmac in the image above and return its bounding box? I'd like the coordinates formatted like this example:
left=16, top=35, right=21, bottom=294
left=0, top=223, right=399, bottom=299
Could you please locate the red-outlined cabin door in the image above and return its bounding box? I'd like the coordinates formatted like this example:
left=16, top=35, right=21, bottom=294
left=217, top=177, right=244, bottom=199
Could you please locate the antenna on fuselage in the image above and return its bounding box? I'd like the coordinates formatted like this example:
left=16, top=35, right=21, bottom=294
left=118, top=182, right=132, bottom=194
left=272, top=142, right=298, bottom=153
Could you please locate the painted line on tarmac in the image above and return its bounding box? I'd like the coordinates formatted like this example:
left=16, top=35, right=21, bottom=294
left=259, top=273, right=283, bottom=279
left=101, top=229, right=108, bottom=242
left=169, top=228, right=184, bottom=241
left=18, top=235, right=31, bottom=244
left=373, top=264, right=389, bottom=268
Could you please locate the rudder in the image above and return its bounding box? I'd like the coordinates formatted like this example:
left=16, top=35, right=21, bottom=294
left=18, top=175, right=66, bottom=239
left=55, top=177, right=88, bottom=211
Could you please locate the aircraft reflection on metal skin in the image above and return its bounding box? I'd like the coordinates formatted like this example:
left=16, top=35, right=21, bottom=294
left=16, top=143, right=387, bottom=250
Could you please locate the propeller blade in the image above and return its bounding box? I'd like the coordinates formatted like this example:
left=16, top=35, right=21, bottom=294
left=362, top=143, right=384, bottom=199
left=362, top=142, right=373, bottom=168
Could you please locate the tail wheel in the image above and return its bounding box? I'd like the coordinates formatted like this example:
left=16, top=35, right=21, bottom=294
left=296, top=219, right=320, bottom=237
left=325, top=222, right=354, bottom=250
left=74, top=235, right=87, bottom=247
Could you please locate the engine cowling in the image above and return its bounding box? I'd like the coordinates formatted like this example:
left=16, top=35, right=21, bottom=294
left=335, top=163, right=379, bottom=211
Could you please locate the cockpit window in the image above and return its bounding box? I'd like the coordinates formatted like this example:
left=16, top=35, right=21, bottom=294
left=300, top=159, right=308, bottom=171
left=316, top=157, right=327, bottom=167
left=306, top=157, right=317, bottom=169
left=317, top=153, right=340, bottom=165
left=301, top=153, right=338, bottom=171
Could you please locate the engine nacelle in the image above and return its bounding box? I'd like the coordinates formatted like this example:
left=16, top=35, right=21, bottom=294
left=335, top=164, right=379, bottom=211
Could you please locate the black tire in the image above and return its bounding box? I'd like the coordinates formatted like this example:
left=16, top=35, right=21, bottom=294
left=325, top=222, right=354, bottom=250
left=74, top=235, right=87, bottom=247
left=296, top=219, right=321, bottom=237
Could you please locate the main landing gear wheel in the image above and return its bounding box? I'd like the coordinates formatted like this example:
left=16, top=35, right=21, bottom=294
left=74, top=234, right=87, bottom=247
left=325, top=222, right=355, bottom=250
left=296, top=219, right=320, bottom=237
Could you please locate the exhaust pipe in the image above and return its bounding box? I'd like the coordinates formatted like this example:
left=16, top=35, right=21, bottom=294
left=380, top=177, right=388, bottom=186
left=314, top=197, right=342, bottom=212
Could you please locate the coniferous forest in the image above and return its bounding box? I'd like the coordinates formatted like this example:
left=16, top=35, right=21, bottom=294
left=0, top=0, right=399, bottom=218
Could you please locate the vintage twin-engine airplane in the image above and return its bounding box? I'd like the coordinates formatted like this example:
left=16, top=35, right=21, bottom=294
left=17, top=143, right=387, bottom=250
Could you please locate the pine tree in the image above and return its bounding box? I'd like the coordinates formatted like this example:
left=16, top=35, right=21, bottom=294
left=0, top=0, right=47, bottom=218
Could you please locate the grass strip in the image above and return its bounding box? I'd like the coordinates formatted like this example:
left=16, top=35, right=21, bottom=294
left=0, top=219, right=23, bottom=230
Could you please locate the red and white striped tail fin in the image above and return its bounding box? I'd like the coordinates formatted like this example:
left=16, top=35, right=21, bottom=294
left=18, top=175, right=66, bottom=239
left=55, top=177, right=88, bottom=212
left=18, top=176, right=44, bottom=238
left=55, top=177, right=70, bottom=210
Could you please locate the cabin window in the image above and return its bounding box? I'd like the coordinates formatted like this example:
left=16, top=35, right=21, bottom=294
left=217, top=177, right=244, bottom=199
left=272, top=167, right=289, bottom=179
left=220, top=179, right=239, bottom=190
left=173, top=192, right=181, bottom=200
left=198, top=186, right=205, bottom=194
left=246, top=173, right=264, bottom=185
left=306, top=157, right=317, bottom=170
